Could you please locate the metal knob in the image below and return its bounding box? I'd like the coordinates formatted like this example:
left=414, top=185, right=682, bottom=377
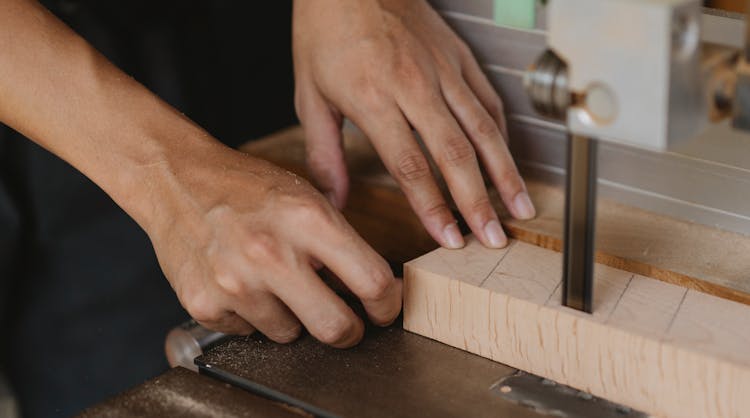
left=164, top=320, right=228, bottom=372
left=523, top=49, right=571, bottom=120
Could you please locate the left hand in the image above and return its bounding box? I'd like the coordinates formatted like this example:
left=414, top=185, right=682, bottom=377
left=292, top=0, right=536, bottom=250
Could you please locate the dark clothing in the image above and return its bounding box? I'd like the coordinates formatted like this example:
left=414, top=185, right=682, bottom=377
left=0, top=1, right=297, bottom=416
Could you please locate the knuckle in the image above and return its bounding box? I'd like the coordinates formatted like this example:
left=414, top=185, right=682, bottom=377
left=288, top=197, right=330, bottom=224
left=362, top=87, right=389, bottom=112
left=244, top=232, right=283, bottom=264
left=234, top=323, right=256, bottom=336
left=468, top=196, right=494, bottom=216
left=268, top=324, right=303, bottom=344
left=215, top=273, right=245, bottom=298
left=353, top=74, right=390, bottom=112
left=199, top=316, right=251, bottom=336
left=438, top=136, right=476, bottom=167
left=422, top=200, right=450, bottom=219
left=183, top=291, right=224, bottom=324
left=433, top=49, right=461, bottom=74
left=497, top=168, right=524, bottom=194
left=476, top=116, right=500, bottom=139
left=393, top=54, right=431, bottom=89
left=283, top=197, right=344, bottom=234
left=394, top=152, right=431, bottom=183
left=359, top=265, right=394, bottom=302
left=316, top=316, right=356, bottom=346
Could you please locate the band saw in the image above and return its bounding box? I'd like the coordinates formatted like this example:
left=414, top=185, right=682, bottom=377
left=80, top=1, right=750, bottom=417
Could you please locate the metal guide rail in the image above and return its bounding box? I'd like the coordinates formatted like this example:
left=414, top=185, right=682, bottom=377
left=196, top=324, right=645, bottom=418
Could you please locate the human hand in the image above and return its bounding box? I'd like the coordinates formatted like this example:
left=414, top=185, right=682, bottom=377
left=293, top=0, right=535, bottom=250
left=146, top=146, right=401, bottom=347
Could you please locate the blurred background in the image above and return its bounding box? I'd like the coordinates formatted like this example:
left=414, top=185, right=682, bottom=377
left=706, top=0, right=745, bottom=12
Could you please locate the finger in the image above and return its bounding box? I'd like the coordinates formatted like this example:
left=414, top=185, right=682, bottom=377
left=300, top=218, right=402, bottom=326
left=273, top=266, right=365, bottom=348
left=398, top=86, right=507, bottom=248
left=350, top=105, right=465, bottom=250
left=197, top=312, right=256, bottom=336
left=233, top=291, right=302, bottom=344
left=318, top=266, right=350, bottom=295
left=459, top=46, right=509, bottom=141
left=297, top=87, right=348, bottom=209
left=442, top=74, right=535, bottom=221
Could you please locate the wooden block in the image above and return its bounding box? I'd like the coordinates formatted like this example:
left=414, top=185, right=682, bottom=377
left=404, top=238, right=750, bottom=418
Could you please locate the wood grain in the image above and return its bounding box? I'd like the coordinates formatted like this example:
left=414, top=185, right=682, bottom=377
left=404, top=238, right=750, bottom=418
left=240, top=126, right=750, bottom=304
left=502, top=181, right=750, bottom=305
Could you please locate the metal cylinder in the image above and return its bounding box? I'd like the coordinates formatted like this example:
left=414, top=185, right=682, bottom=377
left=524, top=49, right=570, bottom=120
left=164, top=320, right=228, bottom=372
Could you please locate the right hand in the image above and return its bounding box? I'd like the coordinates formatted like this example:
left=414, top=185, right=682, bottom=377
left=144, top=145, right=402, bottom=347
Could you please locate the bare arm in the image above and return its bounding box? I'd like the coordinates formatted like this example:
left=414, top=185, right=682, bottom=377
left=0, top=0, right=205, bottom=224
left=0, top=0, right=402, bottom=347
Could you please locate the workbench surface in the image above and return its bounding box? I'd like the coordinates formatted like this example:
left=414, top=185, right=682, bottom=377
left=196, top=323, right=535, bottom=418
left=78, top=367, right=308, bottom=418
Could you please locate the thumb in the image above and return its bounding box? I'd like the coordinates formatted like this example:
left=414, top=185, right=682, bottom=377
left=298, top=89, right=348, bottom=210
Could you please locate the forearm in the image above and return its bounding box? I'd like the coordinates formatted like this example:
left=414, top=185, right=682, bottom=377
left=0, top=0, right=220, bottom=227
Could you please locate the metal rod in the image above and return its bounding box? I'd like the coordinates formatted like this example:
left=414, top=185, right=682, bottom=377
left=562, top=134, right=597, bottom=313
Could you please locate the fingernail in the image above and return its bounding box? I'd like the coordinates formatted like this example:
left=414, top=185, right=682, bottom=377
left=442, top=223, right=465, bottom=249
left=513, top=191, right=536, bottom=220
left=484, top=219, right=507, bottom=248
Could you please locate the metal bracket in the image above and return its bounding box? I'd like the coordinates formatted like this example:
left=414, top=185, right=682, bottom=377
left=491, top=371, right=647, bottom=418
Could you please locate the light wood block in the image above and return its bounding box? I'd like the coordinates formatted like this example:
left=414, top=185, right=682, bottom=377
left=404, top=237, right=750, bottom=418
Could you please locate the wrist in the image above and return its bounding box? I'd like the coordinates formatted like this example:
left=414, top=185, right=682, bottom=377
left=100, top=117, right=226, bottom=235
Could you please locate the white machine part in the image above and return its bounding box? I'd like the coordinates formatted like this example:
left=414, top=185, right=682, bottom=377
left=547, top=0, right=706, bottom=151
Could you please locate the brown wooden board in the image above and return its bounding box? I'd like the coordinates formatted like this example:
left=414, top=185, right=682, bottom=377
left=241, top=126, right=750, bottom=304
